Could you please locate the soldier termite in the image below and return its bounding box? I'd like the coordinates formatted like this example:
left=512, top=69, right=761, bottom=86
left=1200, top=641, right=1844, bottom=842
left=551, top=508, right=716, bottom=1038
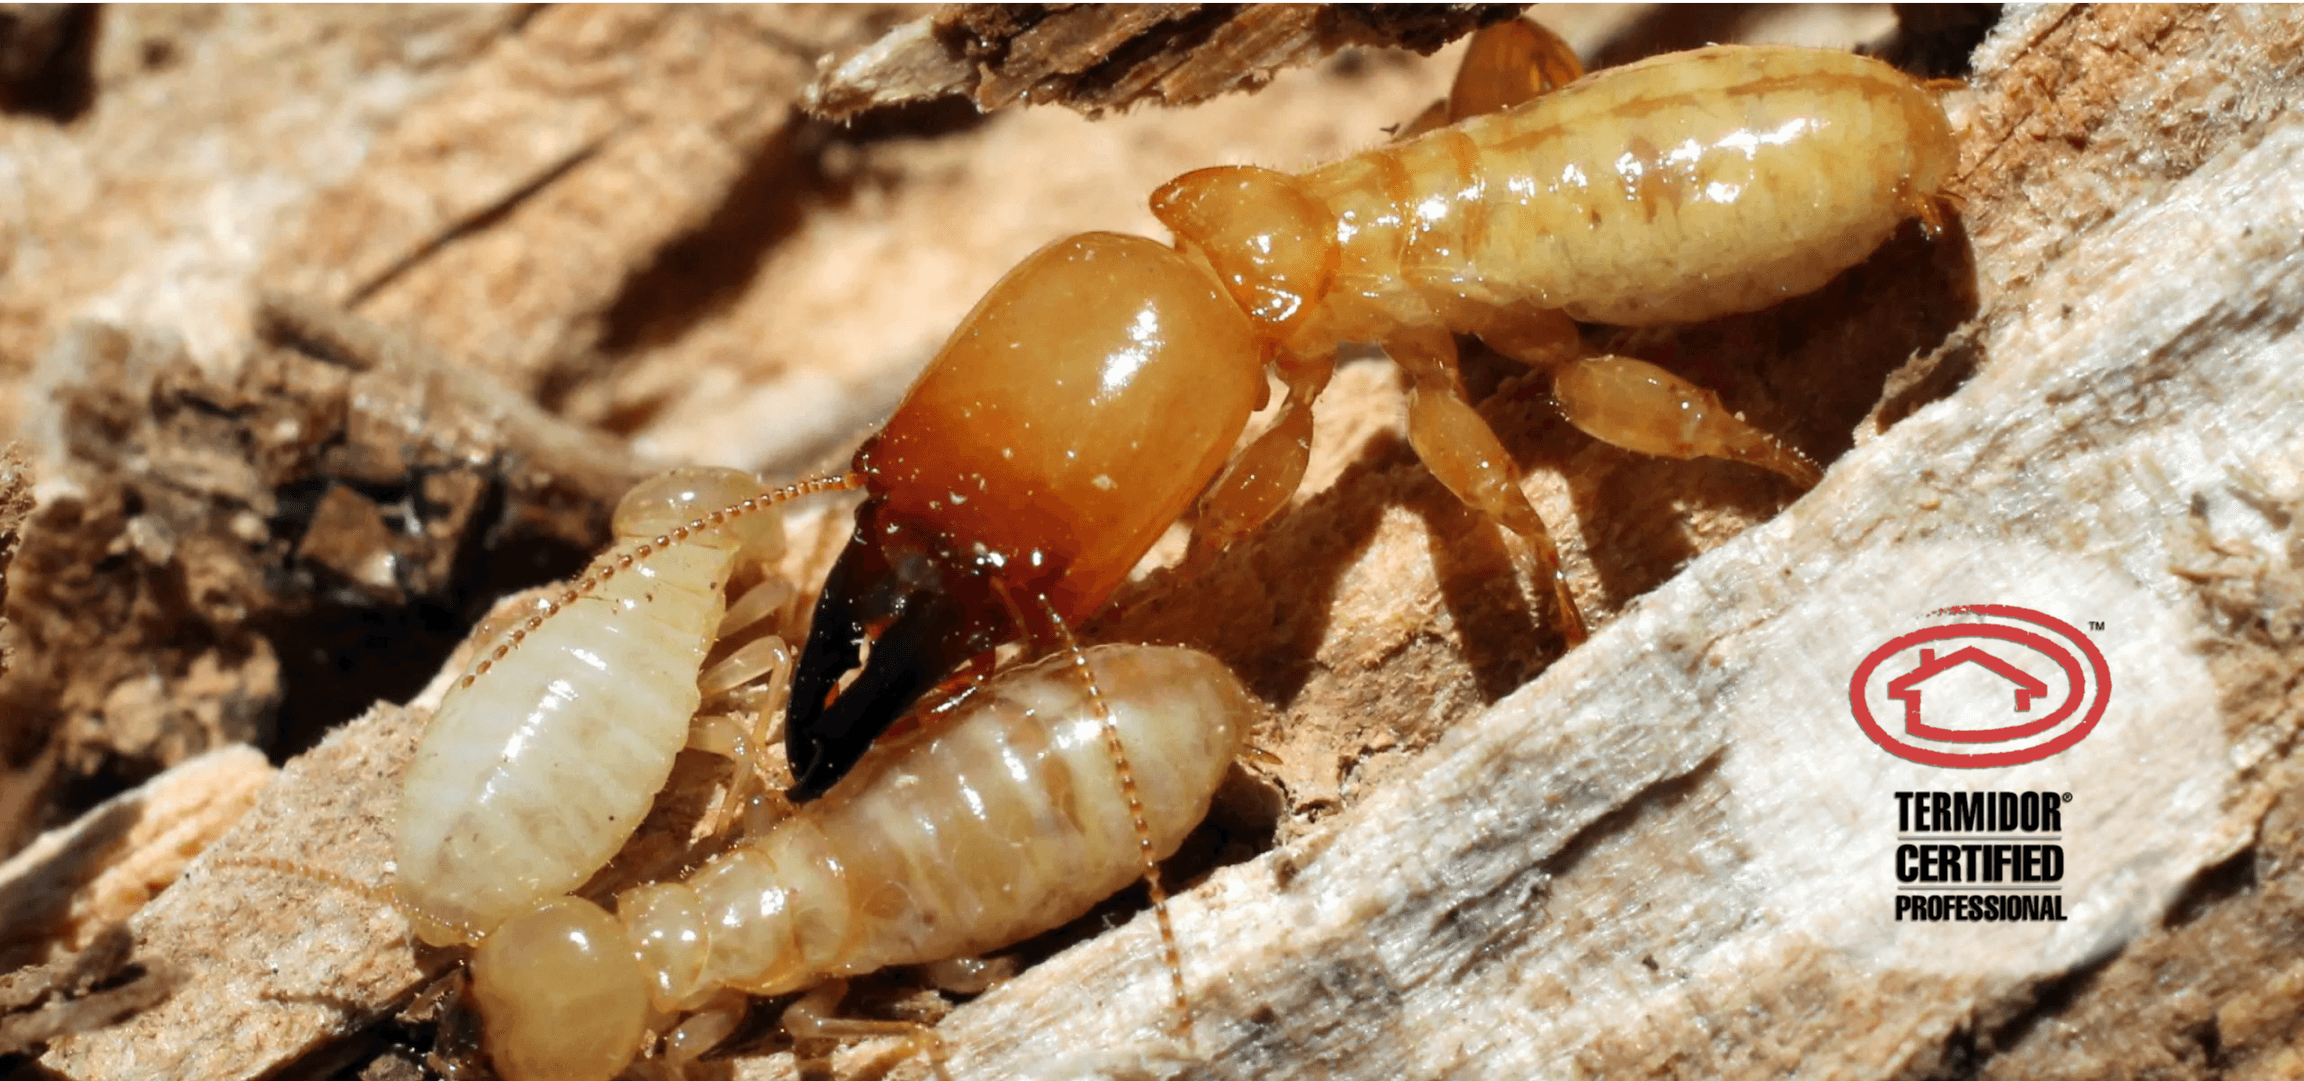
left=779, top=26, right=1957, bottom=803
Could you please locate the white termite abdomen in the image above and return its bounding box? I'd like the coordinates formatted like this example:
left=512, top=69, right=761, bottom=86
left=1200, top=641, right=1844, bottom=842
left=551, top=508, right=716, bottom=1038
left=395, top=467, right=783, bottom=942
left=621, top=643, right=1257, bottom=1007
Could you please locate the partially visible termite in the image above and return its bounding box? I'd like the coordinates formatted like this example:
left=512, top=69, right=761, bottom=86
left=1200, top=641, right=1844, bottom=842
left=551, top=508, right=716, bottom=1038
left=394, top=465, right=852, bottom=941
left=781, top=23, right=1958, bottom=802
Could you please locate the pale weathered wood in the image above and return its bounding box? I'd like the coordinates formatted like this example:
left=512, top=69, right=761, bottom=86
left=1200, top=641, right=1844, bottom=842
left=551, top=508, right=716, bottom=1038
left=0, top=745, right=271, bottom=971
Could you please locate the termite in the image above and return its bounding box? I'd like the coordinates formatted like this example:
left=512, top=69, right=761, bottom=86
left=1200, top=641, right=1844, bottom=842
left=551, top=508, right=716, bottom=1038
left=393, top=464, right=853, bottom=940
left=780, top=30, right=1957, bottom=801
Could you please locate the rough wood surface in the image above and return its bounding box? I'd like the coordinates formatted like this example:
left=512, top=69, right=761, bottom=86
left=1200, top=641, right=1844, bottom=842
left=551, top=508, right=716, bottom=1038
left=805, top=4, right=1524, bottom=119
left=6, top=4, right=2302, bottom=1081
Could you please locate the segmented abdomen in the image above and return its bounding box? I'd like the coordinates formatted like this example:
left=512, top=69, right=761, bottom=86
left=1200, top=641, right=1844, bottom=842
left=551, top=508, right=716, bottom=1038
left=1304, top=45, right=1955, bottom=329
left=643, top=646, right=1256, bottom=1001
left=395, top=537, right=737, bottom=939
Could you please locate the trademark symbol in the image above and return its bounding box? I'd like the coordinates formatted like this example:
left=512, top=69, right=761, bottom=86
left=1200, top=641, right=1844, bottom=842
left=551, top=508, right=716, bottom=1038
left=2062, top=792, right=2074, bottom=803
left=2088, top=621, right=2105, bottom=631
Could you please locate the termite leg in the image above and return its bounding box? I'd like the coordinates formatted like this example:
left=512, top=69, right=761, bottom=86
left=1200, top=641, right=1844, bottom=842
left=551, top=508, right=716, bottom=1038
left=1468, top=303, right=1583, bottom=372
left=1551, top=355, right=1823, bottom=487
left=1445, top=16, right=1584, bottom=122
left=919, top=955, right=1010, bottom=995
left=695, top=634, right=797, bottom=835
left=1025, top=591, right=1192, bottom=1044
left=1386, top=325, right=1589, bottom=647
left=658, top=989, right=748, bottom=1072
left=1181, top=350, right=1336, bottom=576
left=418, top=970, right=486, bottom=1080
left=699, top=637, right=792, bottom=703
left=1906, top=190, right=1961, bottom=241
left=783, top=979, right=950, bottom=1079
left=688, top=702, right=791, bottom=840
left=715, top=575, right=796, bottom=644
left=1471, top=306, right=1823, bottom=488
left=1396, top=16, right=1583, bottom=139
left=209, top=854, right=492, bottom=962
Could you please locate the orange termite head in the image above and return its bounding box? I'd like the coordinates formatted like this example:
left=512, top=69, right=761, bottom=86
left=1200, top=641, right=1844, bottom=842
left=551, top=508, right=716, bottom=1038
left=1151, top=165, right=1340, bottom=339
left=786, top=233, right=1266, bottom=802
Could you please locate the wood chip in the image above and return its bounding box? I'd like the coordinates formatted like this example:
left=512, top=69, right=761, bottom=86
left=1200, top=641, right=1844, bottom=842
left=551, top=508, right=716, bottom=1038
left=0, top=746, right=273, bottom=971
left=806, top=4, right=1525, bottom=119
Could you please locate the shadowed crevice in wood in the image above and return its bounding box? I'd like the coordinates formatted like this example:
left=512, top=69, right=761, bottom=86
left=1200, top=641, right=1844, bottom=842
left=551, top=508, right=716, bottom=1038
left=569, top=98, right=993, bottom=432
left=345, top=137, right=612, bottom=310
left=0, top=3, right=98, bottom=123
left=2160, top=840, right=2259, bottom=932
left=814, top=4, right=1524, bottom=119
left=0, top=802, right=140, bottom=973
left=1425, top=751, right=1728, bottom=991
left=1872, top=4, right=2002, bottom=78
left=1897, top=948, right=2123, bottom=1081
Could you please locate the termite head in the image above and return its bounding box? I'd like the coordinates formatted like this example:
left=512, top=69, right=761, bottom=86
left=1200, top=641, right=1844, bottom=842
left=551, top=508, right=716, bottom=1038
left=1152, top=165, right=1339, bottom=339
left=786, top=499, right=1014, bottom=802
left=784, top=233, right=1263, bottom=803
left=612, top=465, right=785, bottom=557
left=469, top=896, right=649, bottom=1081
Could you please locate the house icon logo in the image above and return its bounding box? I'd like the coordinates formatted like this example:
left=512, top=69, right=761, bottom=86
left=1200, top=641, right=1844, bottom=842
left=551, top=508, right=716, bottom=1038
left=1850, top=605, right=2110, bottom=767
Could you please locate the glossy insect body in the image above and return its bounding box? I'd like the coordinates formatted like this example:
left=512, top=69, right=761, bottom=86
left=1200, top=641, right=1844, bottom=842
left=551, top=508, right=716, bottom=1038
left=1284, top=44, right=1956, bottom=335
left=468, top=645, right=1257, bottom=1081
left=787, top=40, right=1957, bottom=801
left=785, top=233, right=1264, bottom=797
left=396, top=467, right=793, bottom=942
left=849, top=236, right=1265, bottom=624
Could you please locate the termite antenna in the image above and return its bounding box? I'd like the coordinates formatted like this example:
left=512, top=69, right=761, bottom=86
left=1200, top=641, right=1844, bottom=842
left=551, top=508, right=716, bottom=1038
left=1033, top=593, right=1193, bottom=1046
left=206, top=854, right=487, bottom=945
left=209, top=854, right=395, bottom=907
left=457, top=471, right=866, bottom=691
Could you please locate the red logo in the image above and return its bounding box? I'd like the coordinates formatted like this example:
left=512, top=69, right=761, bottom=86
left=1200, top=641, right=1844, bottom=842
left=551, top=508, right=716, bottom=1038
left=1849, top=606, right=2110, bottom=767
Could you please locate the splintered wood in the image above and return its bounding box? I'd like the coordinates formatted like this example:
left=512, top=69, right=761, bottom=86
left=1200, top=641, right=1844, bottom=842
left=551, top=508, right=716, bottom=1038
left=806, top=4, right=1523, bottom=119
left=9, top=5, right=2304, bottom=1081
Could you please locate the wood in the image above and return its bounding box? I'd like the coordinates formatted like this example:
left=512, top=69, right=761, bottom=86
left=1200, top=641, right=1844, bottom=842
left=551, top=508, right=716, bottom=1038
left=806, top=4, right=1524, bottom=119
